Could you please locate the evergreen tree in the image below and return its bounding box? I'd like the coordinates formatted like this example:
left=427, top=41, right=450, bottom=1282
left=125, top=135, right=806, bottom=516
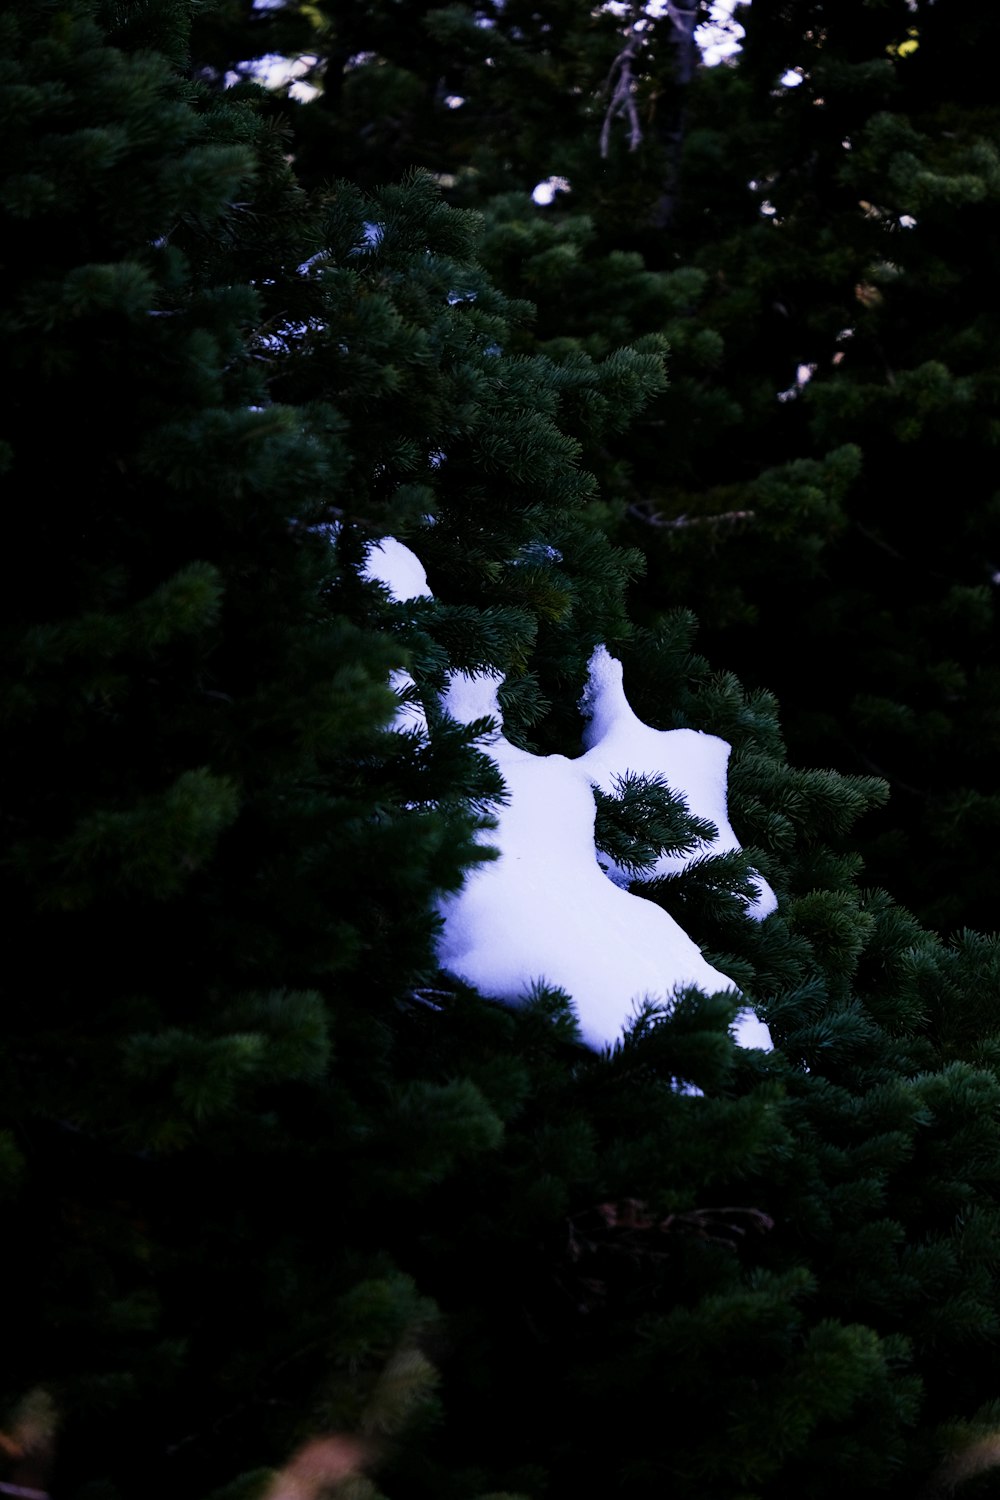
left=0, top=4, right=500, bottom=1491
left=262, top=0, right=1000, bottom=933
left=616, top=0, right=1000, bottom=935
left=10, top=4, right=1000, bottom=1500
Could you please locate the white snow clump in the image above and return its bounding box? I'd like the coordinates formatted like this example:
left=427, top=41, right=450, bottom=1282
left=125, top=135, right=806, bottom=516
left=362, top=537, right=774, bottom=1054
left=363, top=535, right=433, bottom=601
left=579, top=645, right=777, bottom=920
left=362, top=537, right=432, bottom=734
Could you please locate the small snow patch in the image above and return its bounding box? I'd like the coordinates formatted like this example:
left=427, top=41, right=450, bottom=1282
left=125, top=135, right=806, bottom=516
left=363, top=537, right=433, bottom=601
left=532, top=176, right=571, bottom=206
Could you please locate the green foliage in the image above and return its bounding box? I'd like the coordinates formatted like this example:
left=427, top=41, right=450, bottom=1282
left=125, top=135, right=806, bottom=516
left=10, top=4, right=1000, bottom=1500
left=593, top=770, right=718, bottom=875
left=256, top=0, right=1000, bottom=934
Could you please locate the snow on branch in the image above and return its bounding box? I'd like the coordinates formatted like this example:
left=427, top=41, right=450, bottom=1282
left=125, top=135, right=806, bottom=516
left=363, top=537, right=776, bottom=1056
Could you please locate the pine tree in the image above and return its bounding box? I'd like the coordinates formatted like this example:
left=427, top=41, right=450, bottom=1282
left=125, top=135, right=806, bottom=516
left=0, top=4, right=498, bottom=1491
left=619, top=0, right=1000, bottom=935
left=260, top=0, right=1000, bottom=934
left=11, top=4, right=1000, bottom=1499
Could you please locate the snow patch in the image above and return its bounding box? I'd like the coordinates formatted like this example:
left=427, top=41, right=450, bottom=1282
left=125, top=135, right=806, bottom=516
left=579, top=646, right=777, bottom=920
left=388, top=668, right=428, bottom=736
left=363, top=536, right=433, bottom=601
left=254, top=318, right=326, bottom=353
left=532, top=176, right=572, bottom=206
left=297, top=251, right=329, bottom=277
left=365, top=538, right=775, bottom=1056
left=514, top=541, right=563, bottom=566
left=437, top=670, right=741, bottom=1051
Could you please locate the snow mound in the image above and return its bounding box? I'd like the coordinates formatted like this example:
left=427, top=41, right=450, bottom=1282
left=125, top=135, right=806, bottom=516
left=365, top=538, right=775, bottom=1054
left=437, top=672, right=738, bottom=1050
left=363, top=536, right=432, bottom=601
left=580, top=645, right=777, bottom=919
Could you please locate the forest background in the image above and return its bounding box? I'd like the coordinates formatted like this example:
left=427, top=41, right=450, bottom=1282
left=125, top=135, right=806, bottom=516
left=7, top=1, right=1000, bottom=1497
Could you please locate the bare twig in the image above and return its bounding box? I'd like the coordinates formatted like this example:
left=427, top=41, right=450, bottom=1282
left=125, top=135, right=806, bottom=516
left=600, top=31, right=644, bottom=159
left=628, top=502, right=756, bottom=531
left=599, top=5, right=698, bottom=163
